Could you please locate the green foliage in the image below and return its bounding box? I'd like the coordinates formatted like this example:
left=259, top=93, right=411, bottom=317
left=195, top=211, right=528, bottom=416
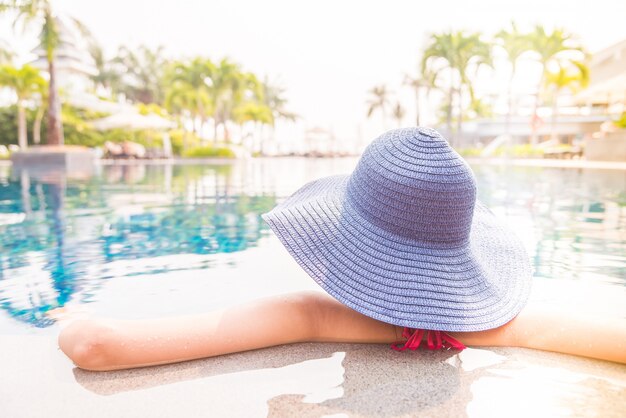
left=0, top=105, right=20, bottom=145
left=137, top=103, right=168, bottom=116
left=0, top=105, right=200, bottom=155
left=421, top=30, right=492, bottom=132
left=614, top=112, right=626, bottom=129
left=458, top=144, right=544, bottom=158
left=366, top=85, right=391, bottom=120
left=113, top=45, right=168, bottom=104
left=526, top=25, right=586, bottom=68
left=182, top=145, right=236, bottom=159
left=233, top=101, right=273, bottom=125
left=0, top=64, right=47, bottom=99
left=164, top=57, right=214, bottom=119
left=495, top=22, right=531, bottom=69
left=168, top=129, right=201, bottom=155
left=544, top=61, right=590, bottom=94
left=262, top=77, right=297, bottom=122
left=457, top=147, right=483, bottom=157
left=468, top=97, right=493, bottom=119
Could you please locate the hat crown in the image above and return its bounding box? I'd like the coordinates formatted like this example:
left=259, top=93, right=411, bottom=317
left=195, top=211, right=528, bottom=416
left=346, top=127, right=476, bottom=246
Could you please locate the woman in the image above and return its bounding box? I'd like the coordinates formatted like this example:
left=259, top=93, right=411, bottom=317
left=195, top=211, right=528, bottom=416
left=58, top=128, right=626, bottom=370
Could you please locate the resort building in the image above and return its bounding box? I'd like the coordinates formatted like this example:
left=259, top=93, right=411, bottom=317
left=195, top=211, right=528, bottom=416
left=29, top=15, right=98, bottom=95
left=28, top=14, right=173, bottom=142
left=576, top=38, right=626, bottom=112
left=462, top=38, right=626, bottom=154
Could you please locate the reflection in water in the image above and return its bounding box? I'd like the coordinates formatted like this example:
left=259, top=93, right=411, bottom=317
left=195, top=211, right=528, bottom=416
left=473, top=165, right=626, bottom=284
left=0, top=160, right=625, bottom=330
left=0, top=163, right=275, bottom=328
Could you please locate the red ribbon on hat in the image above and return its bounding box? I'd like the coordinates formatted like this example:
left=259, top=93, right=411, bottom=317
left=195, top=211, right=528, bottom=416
left=391, top=327, right=466, bottom=351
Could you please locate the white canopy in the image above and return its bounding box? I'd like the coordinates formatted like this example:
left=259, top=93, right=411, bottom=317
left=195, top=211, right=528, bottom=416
left=91, top=112, right=176, bottom=131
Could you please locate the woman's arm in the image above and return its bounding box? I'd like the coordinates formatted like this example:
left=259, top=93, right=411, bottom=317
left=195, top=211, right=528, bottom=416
left=58, top=291, right=625, bottom=371
left=57, top=291, right=398, bottom=371
left=453, top=303, right=626, bottom=364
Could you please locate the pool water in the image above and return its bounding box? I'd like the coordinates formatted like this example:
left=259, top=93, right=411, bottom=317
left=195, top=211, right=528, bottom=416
left=0, top=159, right=624, bottom=332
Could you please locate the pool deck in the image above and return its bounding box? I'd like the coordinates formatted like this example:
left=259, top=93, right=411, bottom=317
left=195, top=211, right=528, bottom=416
left=1, top=243, right=625, bottom=418
left=2, top=332, right=625, bottom=417
left=0, top=336, right=626, bottom=418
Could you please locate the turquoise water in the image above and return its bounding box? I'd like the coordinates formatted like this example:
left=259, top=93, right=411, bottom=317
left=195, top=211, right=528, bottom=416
left=0, top=159, right=624, bottom=331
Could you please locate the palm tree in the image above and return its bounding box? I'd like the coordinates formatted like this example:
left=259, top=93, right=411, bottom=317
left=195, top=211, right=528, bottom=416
left=115, top=45, right=168, bottom=104
left=67, top=16, right=122, bottom=97
left=366, top=85, right=391, bottom=128
left=544, top=60, right=589, bottom=141
left=403, top=66, right=439, bottom=126
left=422, top=31, right=491, bottom=143
left=32, top=81, right=47, bottom=144
left=392, top=102, right=406, bottom=128
left=165, top=58, right=214, bottom=136
left=87, top=42, right=123, bottom=96
left=496, top=22, right=531, bottom=134
left=163, top=80, right=196, bottom=151
left=0, top=0, right=64, bottom=145
left=233, top=101, right=273, bottom=153
left=210, top=58, right=248, bottom=142
left=262, top=77, right=297, bottom=123
left=526, top=25, right=586, bottom=143
left=0, top=40, right=14, bottom=63
left=0, top=64, right=46, bottom=149
left=229, top=72, right=268, bottom=144
left=259, top=78, right=297, bottom=148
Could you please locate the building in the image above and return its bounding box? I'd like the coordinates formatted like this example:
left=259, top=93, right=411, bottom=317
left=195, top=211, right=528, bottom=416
left=29, top=14, right=98, bottom=95
left=576, top=38, right=626, bottom=112
left=462, top=39, right=626, bottom=149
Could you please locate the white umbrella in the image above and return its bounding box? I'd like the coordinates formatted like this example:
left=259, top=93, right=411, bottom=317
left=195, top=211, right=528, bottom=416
left=92, top=112, right=176, bottom=131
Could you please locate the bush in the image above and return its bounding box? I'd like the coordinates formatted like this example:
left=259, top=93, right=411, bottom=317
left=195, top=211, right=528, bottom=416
left=0, top=105, right=205, bottom=156
left=182, top=145, right=236, bottom=159
left=168, top=129, right=201, bottom=155
left=457, top=144, right=544, bottom=158
left=457, top=147, right=483, bottom=157
left=615, top=112, right=626, bottom=129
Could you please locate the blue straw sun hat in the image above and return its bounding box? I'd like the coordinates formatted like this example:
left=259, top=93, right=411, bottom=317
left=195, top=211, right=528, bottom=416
left=262, top=127, right=532, bottom=332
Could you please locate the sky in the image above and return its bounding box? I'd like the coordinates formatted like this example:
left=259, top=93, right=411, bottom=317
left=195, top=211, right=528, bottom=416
left=2, top=0, right=626, bottom=147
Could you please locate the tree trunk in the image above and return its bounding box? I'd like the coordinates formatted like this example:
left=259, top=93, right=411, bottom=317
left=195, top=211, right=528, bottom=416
left=224, top=121, right=231, bottom=143
left=17, top=101, right=28, bottom=149
left=505, top=66, right=516, bottom=136
left=180, top=116, right=188, bottom=152
left=550, top=89, right=559, bottom=142
left=47, top=57, right=64, bottom=146
left=415, top=86, right=421, bottom=126
left=446, top=84, right=454, bottom=142
left=530, top=70, right=544, bottom=146
left=259, top=123, right=265, bottom=156
left=456, top=88, right=463, bottom=148
left=33, top=106, right=44, bottom=145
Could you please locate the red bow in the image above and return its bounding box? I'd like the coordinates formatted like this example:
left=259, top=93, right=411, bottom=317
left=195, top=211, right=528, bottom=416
left=391, top=327, right=466, bottom=351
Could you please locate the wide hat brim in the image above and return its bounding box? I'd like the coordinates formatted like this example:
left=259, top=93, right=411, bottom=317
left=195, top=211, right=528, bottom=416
left=262, top=174, right=532, bottom=332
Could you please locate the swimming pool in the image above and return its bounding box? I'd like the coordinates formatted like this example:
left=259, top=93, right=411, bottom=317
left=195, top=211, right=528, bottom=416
left=0, top=159, right=624, bottom=332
